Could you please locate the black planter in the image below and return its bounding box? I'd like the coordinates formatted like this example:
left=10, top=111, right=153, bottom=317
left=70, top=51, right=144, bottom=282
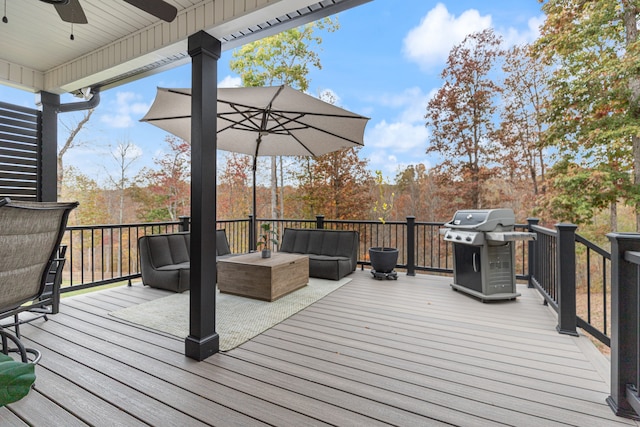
left=369, top=247, right=398, bottom=274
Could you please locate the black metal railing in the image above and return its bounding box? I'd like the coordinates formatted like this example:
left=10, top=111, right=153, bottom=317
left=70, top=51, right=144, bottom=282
left=62, top=220, right=185, bottom=293
left=574, top=233, right=611, bottom=346
left=257, top=216, right=470, bottom=275
left=528, top=220, right=611, bottom=347
left=60, top=215, right=535, bottom=293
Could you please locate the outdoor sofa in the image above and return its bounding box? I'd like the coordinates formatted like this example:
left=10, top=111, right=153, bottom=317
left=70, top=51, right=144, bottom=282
left=279, top=228, right=359, bottom=280
left=138, top=229, right=236, bottom=292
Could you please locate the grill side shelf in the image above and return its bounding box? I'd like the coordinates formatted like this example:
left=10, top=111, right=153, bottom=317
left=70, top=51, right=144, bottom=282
left=485, top=232, right=536, bottom=242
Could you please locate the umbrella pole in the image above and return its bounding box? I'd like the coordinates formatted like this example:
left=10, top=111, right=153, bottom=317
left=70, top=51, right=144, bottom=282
left=252, top=155, right=257, bottom=251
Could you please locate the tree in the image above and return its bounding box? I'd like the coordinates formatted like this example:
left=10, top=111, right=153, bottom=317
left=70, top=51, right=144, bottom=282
left=57, top=109, right=94, bottom=198
left=296, top=147, right=372, bottom=220
left=536, top=0, right=640, bottom=230
left=133, top=136, right=190, bottom=221
left=104, top=140, right=141, bottom=224
left=394, top=164, right=440, bottom=220
left=60, top=166, right=109, bottom=226
left=425, top=29, right=505, bottom=209
left=218, top=152, right=252, bottom=219
left=537, top=158, right=630, bottom=224
left=499, top=43, right=549, bottom=196
left=229, top=18, right=339, bottom=219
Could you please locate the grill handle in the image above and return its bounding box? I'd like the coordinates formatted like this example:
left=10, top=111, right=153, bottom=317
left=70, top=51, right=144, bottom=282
left=473, top=253, right=478, bottom=272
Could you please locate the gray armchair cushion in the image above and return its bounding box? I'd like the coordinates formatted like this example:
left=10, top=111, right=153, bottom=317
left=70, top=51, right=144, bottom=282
left=216, top=229, right=231, bottom=256
left=138, top=230, right=235, bottom=292
left=139, top=232, right=190, bottom=293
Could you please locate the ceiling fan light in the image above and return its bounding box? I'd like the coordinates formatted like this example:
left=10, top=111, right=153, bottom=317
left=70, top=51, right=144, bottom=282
left=40, top=0, right=70, bottom=4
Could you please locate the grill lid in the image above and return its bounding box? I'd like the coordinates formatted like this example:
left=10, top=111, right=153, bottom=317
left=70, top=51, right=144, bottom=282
left=444, top=208, right=515, bottom=232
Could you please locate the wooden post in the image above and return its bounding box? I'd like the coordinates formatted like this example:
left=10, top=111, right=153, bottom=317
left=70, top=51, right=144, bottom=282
left=555, top=223, right=578, bottom=336
left=185, top=31, right=221, bottom=361
left=606, top=232, right=640, bottom=420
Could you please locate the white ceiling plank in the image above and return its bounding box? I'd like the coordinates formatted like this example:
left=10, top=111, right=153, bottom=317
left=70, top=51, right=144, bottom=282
left=0, top=0, right=370, bottom=94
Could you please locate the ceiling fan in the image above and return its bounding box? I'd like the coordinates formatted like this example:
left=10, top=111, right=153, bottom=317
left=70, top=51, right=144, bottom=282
left=40, top=0, right=178, bottom=24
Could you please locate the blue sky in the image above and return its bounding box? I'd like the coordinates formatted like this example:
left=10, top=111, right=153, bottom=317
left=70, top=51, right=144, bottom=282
left=0, top=0, right=545, bottom=185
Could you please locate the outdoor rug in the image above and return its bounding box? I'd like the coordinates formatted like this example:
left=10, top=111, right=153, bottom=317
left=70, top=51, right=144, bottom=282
left=109, top=277, right=351, bottom=351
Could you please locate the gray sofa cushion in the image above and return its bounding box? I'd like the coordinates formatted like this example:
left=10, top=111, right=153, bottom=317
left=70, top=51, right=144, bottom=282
left=146, top=232, right=190, bottom=267
left=280, top=228, right=359, bottom=280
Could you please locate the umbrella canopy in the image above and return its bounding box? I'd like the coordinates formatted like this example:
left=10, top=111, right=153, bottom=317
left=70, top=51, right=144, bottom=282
left=140, top=85, right=369, bottom=158
left=141, top=84, right=369, bottom=249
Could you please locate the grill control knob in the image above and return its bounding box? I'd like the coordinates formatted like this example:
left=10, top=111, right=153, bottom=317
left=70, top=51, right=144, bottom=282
left=455, top=236, right=461, bottom=240
left=465, top=236, right=472, bottom=242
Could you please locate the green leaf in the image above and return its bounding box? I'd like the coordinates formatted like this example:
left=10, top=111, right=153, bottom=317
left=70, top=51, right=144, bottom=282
left=0, top=353, right=35, bottom=406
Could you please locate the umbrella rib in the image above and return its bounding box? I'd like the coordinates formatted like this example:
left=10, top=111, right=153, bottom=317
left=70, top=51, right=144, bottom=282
left=268, top=111, right=367, bottom=147
left=166, top=88, right=192, bottom=97
left=144, top=115, right=191, bottom=123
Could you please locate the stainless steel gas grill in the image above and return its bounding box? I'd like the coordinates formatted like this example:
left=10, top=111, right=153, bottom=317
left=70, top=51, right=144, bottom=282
left=441, top=208, right=536, bottom=302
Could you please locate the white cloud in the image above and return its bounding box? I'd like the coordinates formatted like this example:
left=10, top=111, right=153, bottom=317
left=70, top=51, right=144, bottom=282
left=403, top=4, right=546, bottom=70
left=366, top=120, right=429, bottom=152
left=219, top=75, right=242, bottom=88
left=364, top=86, right=431, bottom=176
left=100, top=114, right=133, bottom=128
left=403, top=3, right=492, bottom=70
left=100, top=91, right=150, bottom=129
left=365, top=86, right=431, bottom=149
left=501, top=15, right=545, bottom=47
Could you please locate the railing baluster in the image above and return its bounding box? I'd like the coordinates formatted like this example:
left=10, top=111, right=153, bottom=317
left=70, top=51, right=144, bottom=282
left=587, top=247, right=592, bottom=324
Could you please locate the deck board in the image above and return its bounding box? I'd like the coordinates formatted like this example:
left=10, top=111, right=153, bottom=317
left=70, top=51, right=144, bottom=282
left=4, top=270, right=638, bottom=426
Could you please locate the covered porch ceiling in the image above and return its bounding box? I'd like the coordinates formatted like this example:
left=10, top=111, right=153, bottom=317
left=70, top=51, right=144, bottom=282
left=0, top=0, right=370, bottom=96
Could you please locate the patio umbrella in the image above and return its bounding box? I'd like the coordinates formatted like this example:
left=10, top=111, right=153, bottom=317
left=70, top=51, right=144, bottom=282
left=140, top=85, right=369, bottom=246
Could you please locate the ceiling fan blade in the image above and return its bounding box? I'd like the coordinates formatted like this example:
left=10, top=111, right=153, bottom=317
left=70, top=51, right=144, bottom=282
left=123, top=0, right=177, bottom=23
left=52, top=0, right=88, bottom=24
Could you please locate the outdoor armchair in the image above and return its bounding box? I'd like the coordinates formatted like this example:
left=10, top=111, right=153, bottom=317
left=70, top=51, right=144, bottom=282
left=0, top=198, right=78, bottom=363
left=138, top=229, right=238, bottom=292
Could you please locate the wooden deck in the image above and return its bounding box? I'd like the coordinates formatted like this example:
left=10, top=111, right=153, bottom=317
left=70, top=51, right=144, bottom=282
left=2, top=270, right=637, bottom=426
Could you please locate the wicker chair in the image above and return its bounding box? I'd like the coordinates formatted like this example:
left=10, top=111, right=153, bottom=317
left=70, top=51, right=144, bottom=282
left=0, top=198, right=78, bottom=363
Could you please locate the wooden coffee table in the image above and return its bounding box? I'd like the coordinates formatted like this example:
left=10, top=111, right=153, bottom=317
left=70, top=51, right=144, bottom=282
left=217, top=252, right=309, bottom=301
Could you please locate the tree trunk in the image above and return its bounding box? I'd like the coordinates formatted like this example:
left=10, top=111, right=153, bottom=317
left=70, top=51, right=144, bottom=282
left=623, top=1, right=640, bottom=231
left=610, top=201, right=618, bottom=232
left=57, top=157, right=64, bottom=200
left=57, top=109, right=94, bottom=198
left=270, top=156, right=277, bottom=219
left=279, top=156, right=285, bottom=218
left=634, top=135, right=640, bottom=231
